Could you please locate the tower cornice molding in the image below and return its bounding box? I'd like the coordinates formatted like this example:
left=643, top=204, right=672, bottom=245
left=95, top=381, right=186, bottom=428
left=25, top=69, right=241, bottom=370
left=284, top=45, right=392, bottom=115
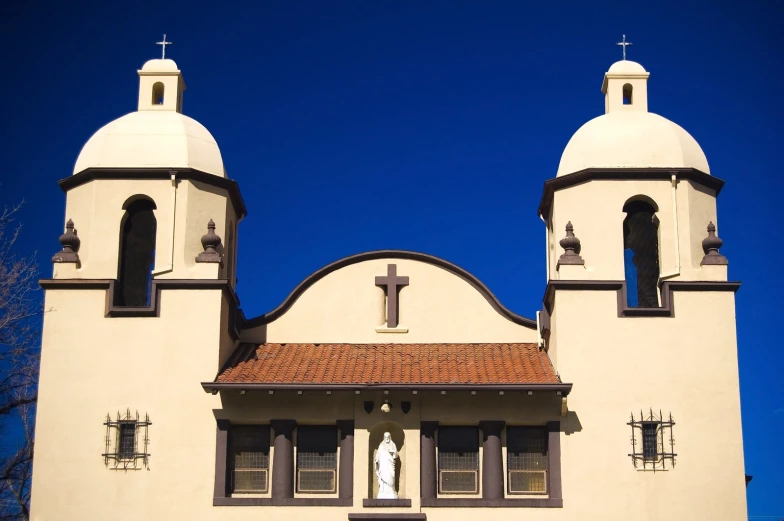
left=538, top=167, right=723, bottom=219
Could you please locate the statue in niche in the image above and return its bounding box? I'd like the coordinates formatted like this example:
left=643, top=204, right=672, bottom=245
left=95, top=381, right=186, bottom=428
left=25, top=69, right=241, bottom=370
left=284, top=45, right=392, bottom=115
left=374, top=432, right=398, bottom=499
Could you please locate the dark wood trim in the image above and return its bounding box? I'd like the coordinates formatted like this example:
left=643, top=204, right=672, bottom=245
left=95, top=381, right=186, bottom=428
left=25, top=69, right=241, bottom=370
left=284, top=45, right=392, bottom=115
left=242, top=250, right=536, bottom=329
left=214, top=420, right=231, bottom=499
left=420, top=422, right=438, bottom=500
left=363, top=499, right=412, bottom=507
left=202, top=383, right=573, bottom=395
left=338, top=420, right=355, bottom=500
left=546, top=421, right=562, bottom=501
left=39, top=278, right=240, bottom=339
left=270, top=420, right=296, bottom=500
left=543, top=279, right=741, bottom=317
left=421, top=498, right=562, bottom=508
left=214, top=497, right=353, bottom=506
left=60, top=167, right=247, bottom=219
left=537, top=167, right=724, bottom=218
left=479, top=421, right=505, bottom=500
left=349, top=515, right=426, bottom=520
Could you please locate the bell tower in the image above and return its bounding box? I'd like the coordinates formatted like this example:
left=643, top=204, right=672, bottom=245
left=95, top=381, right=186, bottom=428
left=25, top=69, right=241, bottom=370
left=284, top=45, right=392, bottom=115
left=32, top=54, right=245, bottom=521
left=537, top=58, right=746, bottom=521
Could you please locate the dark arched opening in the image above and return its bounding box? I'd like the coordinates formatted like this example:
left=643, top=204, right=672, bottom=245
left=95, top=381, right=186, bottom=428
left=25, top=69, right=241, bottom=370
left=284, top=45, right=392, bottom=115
left=623, top=199, right=660, bottom=307
left=623, top=83, right=633, bottom=105
left=116, top=198, right=157, bottom=306
left=152, top=82, right=165, bottom=105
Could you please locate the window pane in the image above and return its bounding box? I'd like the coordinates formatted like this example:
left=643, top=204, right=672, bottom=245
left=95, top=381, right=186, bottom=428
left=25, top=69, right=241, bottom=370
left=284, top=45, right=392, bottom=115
left=296, top=426, right=338, bottom=493
left=507, top=427, right=548, bottom=470
left=232, top=426, right=270, bottom=493
left=642, top=423, right=658, bottom=460
left=438, top=427, right=479, bottom=454
left=118, top=422, right=135, bottom=459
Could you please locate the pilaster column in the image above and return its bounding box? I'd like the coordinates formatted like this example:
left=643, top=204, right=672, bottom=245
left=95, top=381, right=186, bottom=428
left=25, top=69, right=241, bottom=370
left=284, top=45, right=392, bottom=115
left=480, top=421, right=505, bottom=500
left=271, top=419, right=296, bottom=499
left=213, top=420, right=230, bottom=498
left=420, top=421, right=438, bottom=499
left=337, top=420, right=355, bottom=500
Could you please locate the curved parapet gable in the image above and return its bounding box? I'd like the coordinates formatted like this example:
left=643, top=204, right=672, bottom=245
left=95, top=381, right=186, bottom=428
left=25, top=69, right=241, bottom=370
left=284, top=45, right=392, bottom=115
left=241, top=250, right=537, bottom=344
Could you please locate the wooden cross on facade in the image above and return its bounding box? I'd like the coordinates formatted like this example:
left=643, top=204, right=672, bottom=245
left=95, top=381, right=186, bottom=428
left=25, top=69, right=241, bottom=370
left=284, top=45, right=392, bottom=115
left=375, top=264, right=409, bottom=328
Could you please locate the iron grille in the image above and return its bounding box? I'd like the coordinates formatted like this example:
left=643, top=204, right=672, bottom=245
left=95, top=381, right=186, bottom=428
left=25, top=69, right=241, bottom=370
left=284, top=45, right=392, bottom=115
left=628, top=409, right=676, bottom=471
left=103, top=409, right=151, bottom=471
left=507, top=426, right=548, bottom=494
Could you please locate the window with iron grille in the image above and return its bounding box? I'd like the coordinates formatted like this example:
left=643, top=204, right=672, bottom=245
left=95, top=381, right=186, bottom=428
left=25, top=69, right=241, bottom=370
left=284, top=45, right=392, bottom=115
left=296, top=426, right=338, bottom=493
left=507, top=426, right=548, bottom=494
left=103, top=409, right=151, bottom=470
left=438, top=426, right=479, bottom=494
left=231, top=426, right=270, bottom=494
left=628, top=409, right=676, bottom=471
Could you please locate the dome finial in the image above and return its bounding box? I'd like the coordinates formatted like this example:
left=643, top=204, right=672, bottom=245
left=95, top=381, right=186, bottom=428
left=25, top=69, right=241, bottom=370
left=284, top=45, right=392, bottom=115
left=196, top=219, right=222, bottom=264
left=701, top=221, right=728, bottom=265
left=558, top=222, right=585, bottom=266
left=616, top=34, right=633, bottom=61
left=52, top=219, right=81, bottom=264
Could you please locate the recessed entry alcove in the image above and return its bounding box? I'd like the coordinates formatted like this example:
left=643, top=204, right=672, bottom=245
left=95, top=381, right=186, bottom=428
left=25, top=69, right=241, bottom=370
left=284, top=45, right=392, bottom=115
left=368, top=422, right=405, bottom=499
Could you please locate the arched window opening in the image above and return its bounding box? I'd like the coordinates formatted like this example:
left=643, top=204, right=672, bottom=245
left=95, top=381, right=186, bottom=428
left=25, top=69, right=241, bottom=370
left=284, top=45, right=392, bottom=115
left=152, top=82, right=165, bottom=105
left=116, top=198, right=157, bottom=307
left=623, top=199, right=660, bottom=307
left=622, top=83, right=633, bottom=105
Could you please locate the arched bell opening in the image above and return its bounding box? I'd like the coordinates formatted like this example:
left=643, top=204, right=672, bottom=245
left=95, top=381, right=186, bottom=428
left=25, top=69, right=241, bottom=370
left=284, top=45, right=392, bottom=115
left=623, top=197, right=661, bottom=308
left=116, top=196, right=157, bottom=306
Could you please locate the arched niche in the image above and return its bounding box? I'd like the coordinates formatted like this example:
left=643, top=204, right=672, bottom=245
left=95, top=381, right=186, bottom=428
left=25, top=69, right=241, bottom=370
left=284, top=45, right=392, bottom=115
left=368, top=422, right=405, bottom=499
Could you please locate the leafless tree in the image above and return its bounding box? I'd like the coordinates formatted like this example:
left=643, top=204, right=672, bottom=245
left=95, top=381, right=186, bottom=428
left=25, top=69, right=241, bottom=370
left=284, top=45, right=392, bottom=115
left=0, top=202, right=40, bottom=521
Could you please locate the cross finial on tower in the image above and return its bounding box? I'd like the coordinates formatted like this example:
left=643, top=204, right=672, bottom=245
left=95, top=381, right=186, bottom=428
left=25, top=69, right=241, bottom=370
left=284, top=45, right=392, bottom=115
left=156, top=34, right=173, bottom=59
left=616, top=34, right=632, bottom=60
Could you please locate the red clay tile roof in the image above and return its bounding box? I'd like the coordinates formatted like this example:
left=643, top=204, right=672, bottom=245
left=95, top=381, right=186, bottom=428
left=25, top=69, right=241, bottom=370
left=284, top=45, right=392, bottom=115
left=214, top=343, right=560, bottom=386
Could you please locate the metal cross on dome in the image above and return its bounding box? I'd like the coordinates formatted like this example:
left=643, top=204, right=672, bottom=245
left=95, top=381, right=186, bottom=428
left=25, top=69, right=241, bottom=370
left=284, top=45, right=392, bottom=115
left=156, top=34, right=173, bottom=59
left=375, top=264, right=409, bottom=329
left=616, top=34, right=632, bottom=60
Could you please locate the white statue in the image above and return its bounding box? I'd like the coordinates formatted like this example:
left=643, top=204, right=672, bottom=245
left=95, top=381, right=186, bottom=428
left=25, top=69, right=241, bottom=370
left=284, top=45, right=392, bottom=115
left=374, top=431, right=398, bottom=499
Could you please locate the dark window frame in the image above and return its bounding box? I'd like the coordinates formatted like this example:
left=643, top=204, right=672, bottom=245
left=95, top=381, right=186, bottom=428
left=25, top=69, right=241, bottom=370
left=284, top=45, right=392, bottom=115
left=230, top=425, right=271, bottom=494
left=437, top=426, right=480, bottom=495
left=506, top=426, right=548, bottom=495
left=296, top=425, right=339, bottom=494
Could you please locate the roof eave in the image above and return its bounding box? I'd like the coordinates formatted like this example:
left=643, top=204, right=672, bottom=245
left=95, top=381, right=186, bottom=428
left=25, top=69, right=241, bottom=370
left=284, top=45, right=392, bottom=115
left=201, top=382, right=573, bottom=395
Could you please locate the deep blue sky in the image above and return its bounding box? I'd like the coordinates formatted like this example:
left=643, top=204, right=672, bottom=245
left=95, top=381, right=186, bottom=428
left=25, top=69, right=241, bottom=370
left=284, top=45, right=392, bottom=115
left=1, top=0, right=781, bottom=516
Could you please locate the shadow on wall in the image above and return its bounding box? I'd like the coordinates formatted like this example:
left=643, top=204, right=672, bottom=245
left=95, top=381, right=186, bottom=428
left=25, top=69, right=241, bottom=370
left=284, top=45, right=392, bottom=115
left=368, top=421, right=405, bottom=499
left=562, top=411, right=583, bottom=436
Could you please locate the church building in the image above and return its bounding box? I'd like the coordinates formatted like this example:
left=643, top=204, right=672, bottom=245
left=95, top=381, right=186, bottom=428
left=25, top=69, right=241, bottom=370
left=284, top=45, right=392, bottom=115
left=30, top=53, right=747, bottom=520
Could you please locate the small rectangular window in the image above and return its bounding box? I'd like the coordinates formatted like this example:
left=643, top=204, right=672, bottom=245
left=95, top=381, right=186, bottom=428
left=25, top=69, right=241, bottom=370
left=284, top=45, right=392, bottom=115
left=296, top=426, right=338, bottom=493
left=231, top=426, right=270, bottom=494
left=507, top=426, right=548, bottom=494
left=641, top=422, right=659, bottom=460
left=117, top=422, right=136, bottom=460
left=438, top=426, right=479, bottom=494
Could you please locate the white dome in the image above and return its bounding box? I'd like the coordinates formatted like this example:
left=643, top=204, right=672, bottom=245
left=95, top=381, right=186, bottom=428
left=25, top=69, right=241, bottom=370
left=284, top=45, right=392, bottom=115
left=141, top=58, right=179, bottom=72
left=556, top=111, right=710, bottom=177
left=607, top=60, right=647, bottom=74
left=73, top=111, right=225, bottom=177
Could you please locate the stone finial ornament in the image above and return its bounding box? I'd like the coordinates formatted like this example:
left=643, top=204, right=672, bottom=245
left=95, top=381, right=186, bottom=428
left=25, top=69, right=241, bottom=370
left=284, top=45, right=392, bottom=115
left=52, top=219, right=81, bottom=263
left=701, top=221, right=728, bottom=265
left=558, top=221, right=584, bottom=266
left=195, top=219, right=222, bottom=263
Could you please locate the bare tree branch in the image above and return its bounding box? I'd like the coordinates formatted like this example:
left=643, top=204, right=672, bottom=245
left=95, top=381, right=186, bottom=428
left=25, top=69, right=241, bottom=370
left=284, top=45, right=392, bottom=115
left=0, top=201, right=40, bottom=521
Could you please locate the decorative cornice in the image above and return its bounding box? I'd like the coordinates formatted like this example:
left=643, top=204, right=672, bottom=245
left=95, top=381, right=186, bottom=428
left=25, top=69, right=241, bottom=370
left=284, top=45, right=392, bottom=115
left=59, top=167, right=247, bottom=219
left=537, top=168, right=724, bottom=218
left=242, top=250, right=537, bottom=329
left=543, top=279, right=741, bottom=317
